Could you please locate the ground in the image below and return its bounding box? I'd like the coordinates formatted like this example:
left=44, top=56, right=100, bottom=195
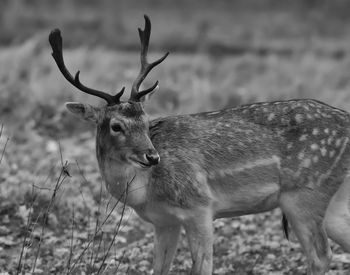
left=0, top=1, right=350, bottom=274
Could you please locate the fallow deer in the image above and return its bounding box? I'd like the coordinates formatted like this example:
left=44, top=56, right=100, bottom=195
left=49, top=15, right=350, bottom=275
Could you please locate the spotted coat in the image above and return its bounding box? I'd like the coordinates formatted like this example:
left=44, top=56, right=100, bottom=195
left=150, top=99, right=350, bottom=207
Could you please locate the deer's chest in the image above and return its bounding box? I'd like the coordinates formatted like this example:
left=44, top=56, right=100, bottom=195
left=99, top=159, right=150, bottom=206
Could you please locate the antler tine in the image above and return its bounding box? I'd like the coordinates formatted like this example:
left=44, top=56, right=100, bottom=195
left=112, top=87, right=125, bottom=102
left=130, top=15, right=169, bottom=102
left=49, top=29, right=125, bottom=105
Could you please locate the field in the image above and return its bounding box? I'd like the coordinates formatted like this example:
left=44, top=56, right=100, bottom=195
left=0, top=0, right=350, bottom=274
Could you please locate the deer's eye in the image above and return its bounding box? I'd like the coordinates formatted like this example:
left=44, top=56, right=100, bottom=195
left=111, top=123, right=123, bottom=133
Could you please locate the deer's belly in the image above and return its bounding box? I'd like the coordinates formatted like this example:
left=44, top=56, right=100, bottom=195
left=212, top=183, right=280, bottom=218
left=208, top=156, right=281, bottom=218
left=135, top=202, right=197, bottom=226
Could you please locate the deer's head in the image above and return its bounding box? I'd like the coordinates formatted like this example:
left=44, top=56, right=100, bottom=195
left=49, top=15, right=168, bottom=169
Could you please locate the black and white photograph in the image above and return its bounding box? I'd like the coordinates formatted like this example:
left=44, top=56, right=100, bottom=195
left=0, top=0, right=349, bottom=274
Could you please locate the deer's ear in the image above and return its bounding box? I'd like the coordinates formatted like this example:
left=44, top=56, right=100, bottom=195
left=65, top=102, right=100, bottom=123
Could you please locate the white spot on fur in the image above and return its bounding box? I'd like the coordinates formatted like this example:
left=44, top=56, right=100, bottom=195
left=320, top=147, right=327, bottom=157
left=313, top=156, right=319, bottom=163
left=329, top=150, right=335, bottom=158
left=321, top=139, right=326, bottom=145
left=295, top=114, right=303, bottom=123
left=268, top=113, right=275, bottom=121
left=306, top=114, right=313, bottom=119
left=317, top=137, right=349, bottom=186
left=287, top=143, right=293, bottom=149
left=324, top=128, right=329, bottom=134
left=332, top=130, right=337, bottom=136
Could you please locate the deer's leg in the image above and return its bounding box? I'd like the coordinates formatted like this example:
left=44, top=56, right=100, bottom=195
left=153, top=224, right=181, bottom=275
left=184, top=211, right=213, bottom=275
left=325, top=178, right=350, bottom=252
left=279, top=191, right=331, bottom=275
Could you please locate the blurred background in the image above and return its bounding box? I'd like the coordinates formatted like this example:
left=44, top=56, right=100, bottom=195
left=1, top=0, right=350, bottom=273
left=1, top=0, right=350, bottom=138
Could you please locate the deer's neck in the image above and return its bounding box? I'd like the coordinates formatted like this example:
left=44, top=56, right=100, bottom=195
left=96, top=143, right=150, bottom=207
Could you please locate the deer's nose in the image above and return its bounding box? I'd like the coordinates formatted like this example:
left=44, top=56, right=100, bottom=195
left=145, top=153, right=160, bottom=165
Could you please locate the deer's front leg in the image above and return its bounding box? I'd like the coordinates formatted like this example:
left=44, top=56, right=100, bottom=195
left=153, top=224, right=181, bottom=275
left=184, top=211, right=213, bottom=275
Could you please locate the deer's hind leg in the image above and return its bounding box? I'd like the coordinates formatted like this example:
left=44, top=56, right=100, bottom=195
left=279, top=189, right=332, bottom=275
left=325, top=177, right=350, bottom=252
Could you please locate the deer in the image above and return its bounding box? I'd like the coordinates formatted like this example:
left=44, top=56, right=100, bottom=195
left=49, top=15, right=350, bottom=275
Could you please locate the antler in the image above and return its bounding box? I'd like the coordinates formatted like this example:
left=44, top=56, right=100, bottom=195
left=49, top=29, right=125, bottom=105
left=129, top=15, right=169, bottom=102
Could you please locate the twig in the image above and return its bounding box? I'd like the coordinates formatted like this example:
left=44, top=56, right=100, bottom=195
left=67, top=203, right=75, bottom=273
left=115, top=250, right=127, bottom=273
left=32, top=148, right=69, bottom=272
left=16, top=183, right=36, bottom=274
left=68, top=175, right=135, bottom=274
left=0, top=123, right=9, bottom=165
left=68, top=195, right=122, bottom=273
left=58, top=141, right=64, bottom=167
left=97, top=177, right=130, bottom=274
left=75, top=160, right=89, bottom=185
left=91, top=182, right=104, bottom=270
left=32, top=185, right=54, bottom=191
left=68, top=194, right=124, bottom=273
left=0, top=137, right=9, bottom=165
left=75, top=160, right=89, bottom=210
